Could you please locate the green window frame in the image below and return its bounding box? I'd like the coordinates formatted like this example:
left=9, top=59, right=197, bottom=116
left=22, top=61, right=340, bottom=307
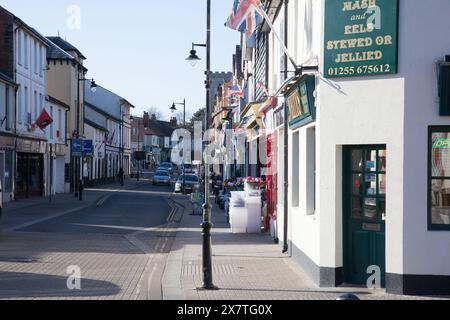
left=428, top=126, right=450, bottom=231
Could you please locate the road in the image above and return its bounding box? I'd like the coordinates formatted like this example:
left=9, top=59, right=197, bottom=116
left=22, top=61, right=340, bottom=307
left=0, top=180, right=182, bottom=300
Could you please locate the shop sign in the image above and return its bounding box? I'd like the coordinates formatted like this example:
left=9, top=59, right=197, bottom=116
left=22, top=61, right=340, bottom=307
left=83, top=140, right=94, bottom=157
left=324, top=0, right=399, bottom=78
left=72, top=139, right=83, bottom=157
left=16, top=139, right=46, bottom=154
left=286, top=75, right=316, bottom=128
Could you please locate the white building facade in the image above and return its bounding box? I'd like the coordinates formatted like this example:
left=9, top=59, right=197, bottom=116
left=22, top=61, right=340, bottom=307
left=268, top=0, right=450, bottom=295
left=13, top=16, right=49, bottom=199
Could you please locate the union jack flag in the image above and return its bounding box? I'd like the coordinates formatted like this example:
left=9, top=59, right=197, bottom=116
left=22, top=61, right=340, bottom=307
left=227, top=85, right=244, bottom=97
left=226, top=0, right=264, bottom=38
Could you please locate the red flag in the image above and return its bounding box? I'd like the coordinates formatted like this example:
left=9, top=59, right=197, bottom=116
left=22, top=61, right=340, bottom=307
left=35, top=109, right=53, bottom=131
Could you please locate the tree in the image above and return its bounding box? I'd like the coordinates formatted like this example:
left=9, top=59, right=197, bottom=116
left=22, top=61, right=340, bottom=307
left=188, top=108, right=206, bottom=130
left=146, top=106, right=163, bottom=120
left=173, top=111, right=192, bottom=128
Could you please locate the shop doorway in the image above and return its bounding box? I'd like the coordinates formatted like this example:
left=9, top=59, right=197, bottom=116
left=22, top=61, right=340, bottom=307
left=343, top=146, right=386, bottom=286
left=16, top=153, right=44, bottom=198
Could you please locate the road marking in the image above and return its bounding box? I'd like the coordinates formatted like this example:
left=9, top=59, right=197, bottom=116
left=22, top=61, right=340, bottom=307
left=3, top=205, right=93, bottom=232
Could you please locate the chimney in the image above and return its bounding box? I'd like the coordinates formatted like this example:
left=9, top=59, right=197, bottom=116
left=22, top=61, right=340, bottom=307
left=143, top=112, right=150, bottom=127
left=151, top=114, right=157, bottom=121
left=170, top=117, right=178, bottom=127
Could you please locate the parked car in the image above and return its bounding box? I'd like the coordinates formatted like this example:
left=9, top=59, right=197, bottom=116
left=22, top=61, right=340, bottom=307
left=181, top=164, right=195, bottom=174
left=160, top=162, right=173, bottom=174
left=152, top=171, right=171, bottom=186
left=175, top=174, right=200, bottom=194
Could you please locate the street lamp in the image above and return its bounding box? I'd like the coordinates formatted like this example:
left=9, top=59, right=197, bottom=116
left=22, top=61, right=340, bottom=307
left=130, top=116, right=142, bottom=182
left=186, top=43, right=204, bottom=67
left=187, top=0, right=216, bottom=290
left=171, top=99, right=187, bottom=194
left=75, top=76, right=98, bottom=200
left=121, top=109, right=132, bottom=186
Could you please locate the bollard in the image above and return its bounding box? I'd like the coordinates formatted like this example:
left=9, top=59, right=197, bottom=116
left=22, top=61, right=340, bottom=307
left=336, top=293, right=360, bottom=301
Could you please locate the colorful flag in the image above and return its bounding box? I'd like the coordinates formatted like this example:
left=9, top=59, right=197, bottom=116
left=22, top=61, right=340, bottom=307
left=228, top=85, right=244, bottom=97
left=35, top=109, right=53, bottom=131
left=226, top=0, right=264, bottom=38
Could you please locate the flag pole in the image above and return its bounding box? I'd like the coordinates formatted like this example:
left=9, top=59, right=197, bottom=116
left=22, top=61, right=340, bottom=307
left=255, top=4, right=299, bottom=70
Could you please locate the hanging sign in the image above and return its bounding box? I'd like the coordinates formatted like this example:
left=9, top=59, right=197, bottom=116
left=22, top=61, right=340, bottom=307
left=324, top=0, right=399, bottom=78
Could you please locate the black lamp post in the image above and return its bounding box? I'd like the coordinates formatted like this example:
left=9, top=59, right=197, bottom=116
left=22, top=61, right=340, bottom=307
left=171, top=99, right=187, bottom=194
left=130, top=116, right=142, bottom=182
left=121, top=109, right=132, bottom=186
left=75, top=77, right=97, bottom=201
left=187, top=0, right=216, bottom=290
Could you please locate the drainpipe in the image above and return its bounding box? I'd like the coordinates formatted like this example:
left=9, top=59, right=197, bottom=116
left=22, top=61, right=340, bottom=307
left=13, top=26, right=20, bottom=202
left=282, top=0, right=289, bottom=254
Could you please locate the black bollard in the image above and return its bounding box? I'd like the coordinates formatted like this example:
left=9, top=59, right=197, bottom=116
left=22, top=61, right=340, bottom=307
left=336, top=293, right=360, bottom=301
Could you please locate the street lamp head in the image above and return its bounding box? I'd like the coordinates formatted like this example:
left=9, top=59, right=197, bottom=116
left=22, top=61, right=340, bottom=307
left=186, top=49, right=201, bottom=67
left=170, top=103, right=178, bottom=113
left=90, top=79, right=98, bottom=93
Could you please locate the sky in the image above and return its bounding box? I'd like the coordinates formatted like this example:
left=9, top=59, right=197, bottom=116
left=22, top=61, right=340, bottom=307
left=0, top=0, right=239, bottom=120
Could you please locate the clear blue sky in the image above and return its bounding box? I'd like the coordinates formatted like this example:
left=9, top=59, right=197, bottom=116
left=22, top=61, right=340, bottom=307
left=1, top=0, right=239, bottom=120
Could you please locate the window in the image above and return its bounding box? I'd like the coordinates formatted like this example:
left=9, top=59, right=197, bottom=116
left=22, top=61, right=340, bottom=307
left=429, top=127, right=450, bottom=230
left=24, top=86, right=28, bottom=122
left=58, top=109, right=62, bottom=139
left=39, top=46, right=43, bottom=77
left=24, top=34, right=29, bottom=69
left=40, top=93, right=44, bottom=115
left=17, top=87, right=22, bottom=124
left=4, top=151, right=13, bottom=192
left=306, top=127, right=316, bottom=215
left=292, top=131, right=300, bottom=207
left=34, top=91, right=37, bottom=122
left=34, top=41, right=37, bottom=74
left=18, top=31, right=22, bottom=65
left=5, top=87, right=10, bottom=130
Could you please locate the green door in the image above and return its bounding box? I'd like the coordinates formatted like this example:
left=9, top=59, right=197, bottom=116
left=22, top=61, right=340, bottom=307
left=343, top=146, right=386, bottom=286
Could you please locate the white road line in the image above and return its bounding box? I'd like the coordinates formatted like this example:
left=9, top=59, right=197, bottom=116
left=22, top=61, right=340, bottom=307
left=3, top=205, right=93, bottom=232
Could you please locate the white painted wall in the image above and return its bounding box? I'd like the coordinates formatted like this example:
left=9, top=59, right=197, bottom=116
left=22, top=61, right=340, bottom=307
left=316, top=0, right=406, bottom=274
left=400, top=0, right=450, bottom=276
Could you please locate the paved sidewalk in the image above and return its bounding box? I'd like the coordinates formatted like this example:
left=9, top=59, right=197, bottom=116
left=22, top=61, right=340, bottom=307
left=162, top=197, right=447, bottom=301
left=1, top=179, right=147, bottom=232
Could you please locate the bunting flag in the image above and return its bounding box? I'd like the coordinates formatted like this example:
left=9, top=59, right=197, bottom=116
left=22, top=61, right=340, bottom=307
left=35, top=109, right=53, bottom=131
left=225, top=0, right=264, bottom=39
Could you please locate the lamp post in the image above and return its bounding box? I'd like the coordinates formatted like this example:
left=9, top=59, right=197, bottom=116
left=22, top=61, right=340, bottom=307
left=130, top=116, right=142, bottom=182
left=186, top=0, right=216, bottom=290
left=171, top=99, right=186, bottom=194
left=121, top=108, right=132, bottom=186
left=75, top=77, right=97, bottom=201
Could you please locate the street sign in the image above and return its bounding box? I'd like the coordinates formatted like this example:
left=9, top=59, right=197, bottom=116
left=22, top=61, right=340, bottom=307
left=83, top=140, right=94, bottom=157
left=72, top=139, right=82, bottom=157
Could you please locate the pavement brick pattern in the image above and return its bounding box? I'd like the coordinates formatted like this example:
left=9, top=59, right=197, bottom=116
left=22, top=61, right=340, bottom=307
left=0, top=231, right=155, bottom=300
left=164, top=198, right=449, bottom=301
left=0, top=180, right=167, bottom=301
